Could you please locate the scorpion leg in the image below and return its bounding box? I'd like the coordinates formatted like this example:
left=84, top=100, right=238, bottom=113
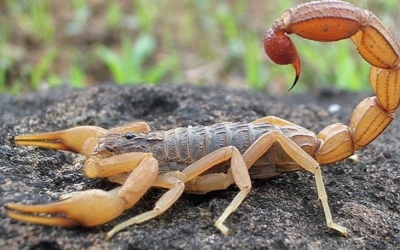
left=105, top=146, right=251, bottom=238
left=107, top=173, right=131, bottom=185
left=179, top=146, right=251, bottom=235
left=243, top=126, right=348, bottom=236
left=105, top=173, right=185, bottom=240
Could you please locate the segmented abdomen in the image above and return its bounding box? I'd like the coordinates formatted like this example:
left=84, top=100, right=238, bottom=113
left=162, top=122, right=276, bottom=163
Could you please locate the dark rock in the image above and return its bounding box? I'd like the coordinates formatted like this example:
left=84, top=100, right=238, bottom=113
left=0, top=84, right=399, bottom=249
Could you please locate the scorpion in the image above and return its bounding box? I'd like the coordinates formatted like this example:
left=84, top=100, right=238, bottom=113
left=5, top=0, right=400, bottom=240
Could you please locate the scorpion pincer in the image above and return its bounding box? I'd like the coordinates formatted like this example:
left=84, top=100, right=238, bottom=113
left=6, top=0, right=400, bottom=240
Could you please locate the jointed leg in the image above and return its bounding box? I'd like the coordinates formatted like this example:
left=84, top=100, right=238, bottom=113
left=107, top=173, right=130, bottom=185
left=243, top=129, right=348, bottom=236
left=105, top=173, right=185, bottom=240
left=180, top=146, right=251, bottom=235
left=106, top=146, right=252, bottom=238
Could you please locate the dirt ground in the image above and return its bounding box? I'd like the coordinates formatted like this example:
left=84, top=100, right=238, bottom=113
left=0, top=84, right=399, bottom=249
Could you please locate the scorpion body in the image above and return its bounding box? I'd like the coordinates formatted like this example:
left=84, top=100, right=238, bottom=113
left=99, top=122, right=319, bottom=180
left=6, top=0, right=400, bottom=241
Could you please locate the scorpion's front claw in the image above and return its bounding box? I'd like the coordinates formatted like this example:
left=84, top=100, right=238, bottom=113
left=14, top=126, right=107, bottom=156
left=6, top=189, right=126, bottom=228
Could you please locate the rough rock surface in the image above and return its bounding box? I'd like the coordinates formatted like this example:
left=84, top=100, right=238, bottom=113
left=0, top=84, right=399, bottom=249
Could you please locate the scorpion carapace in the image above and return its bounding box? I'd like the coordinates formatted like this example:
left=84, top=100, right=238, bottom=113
left=6, top=0, right=400, bottom=241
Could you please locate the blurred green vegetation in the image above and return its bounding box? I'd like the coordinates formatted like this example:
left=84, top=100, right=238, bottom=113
left=0, top=0, right=398, bottom=94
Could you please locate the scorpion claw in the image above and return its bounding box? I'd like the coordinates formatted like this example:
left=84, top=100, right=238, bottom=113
left=6, top=189, right=126, bottom=228
left=6, top=208, right=77, bottom=227
left=14, top=126, right=107, bottom=156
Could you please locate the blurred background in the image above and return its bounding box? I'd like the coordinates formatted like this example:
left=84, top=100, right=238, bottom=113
left=0, top=0, right=399, bottom=95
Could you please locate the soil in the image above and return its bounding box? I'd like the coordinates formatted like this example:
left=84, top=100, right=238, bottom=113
left=0, top=84, right=399, bottom=249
